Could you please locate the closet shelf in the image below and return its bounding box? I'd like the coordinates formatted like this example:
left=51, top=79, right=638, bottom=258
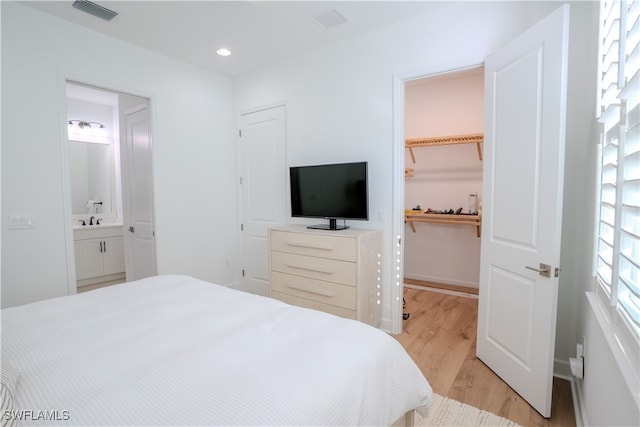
left=406, top=132, right=484, bottom=163
left=405, top=210, right=482, bottom=237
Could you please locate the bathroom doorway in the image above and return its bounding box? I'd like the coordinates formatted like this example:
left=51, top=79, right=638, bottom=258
left=64, top=82, right=156, bottom=292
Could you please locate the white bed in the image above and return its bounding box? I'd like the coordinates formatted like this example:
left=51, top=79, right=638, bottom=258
left=1, top=275, right=431, bottom=426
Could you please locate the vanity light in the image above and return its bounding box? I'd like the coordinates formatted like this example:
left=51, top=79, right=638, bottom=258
left=67, top=120, right=109, bottom=144
left=216, top=48, right=231, bottom=57
left=68, top=120, right=105, bottom=129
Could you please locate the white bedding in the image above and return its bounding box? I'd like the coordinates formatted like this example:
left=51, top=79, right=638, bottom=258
left=1, top=275, right=431, bottom=426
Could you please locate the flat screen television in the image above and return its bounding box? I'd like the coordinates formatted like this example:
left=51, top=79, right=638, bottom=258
left=290, top=161, right=368, bottom=230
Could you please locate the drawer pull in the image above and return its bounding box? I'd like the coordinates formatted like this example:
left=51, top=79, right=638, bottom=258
left=285, top=261, right=334, bottom=275
left=284, top=240, right=333, bottom=251
left=286, top=283, right=335, bottom=297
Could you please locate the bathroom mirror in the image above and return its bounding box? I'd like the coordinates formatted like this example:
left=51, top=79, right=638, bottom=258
left=68, top=140, right=113, bottom=215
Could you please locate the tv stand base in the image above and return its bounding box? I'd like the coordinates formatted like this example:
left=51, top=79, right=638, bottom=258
left=307, top=219, right=349, bottom=230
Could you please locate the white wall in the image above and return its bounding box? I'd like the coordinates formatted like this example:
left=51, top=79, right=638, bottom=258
left=1, top=2, right=238, bottom=307
left=404, top=70, right=483, bottom=288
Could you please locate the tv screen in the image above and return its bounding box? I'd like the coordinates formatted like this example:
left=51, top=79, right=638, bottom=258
left=290, top=161, right=368, bottom=230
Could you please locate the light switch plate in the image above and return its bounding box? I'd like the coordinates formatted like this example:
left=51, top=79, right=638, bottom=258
left=9, top=215, right=34, bottom=229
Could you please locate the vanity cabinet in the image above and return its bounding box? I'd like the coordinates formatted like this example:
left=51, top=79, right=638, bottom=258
left=269, top=225, right=382, bottom=326
left=74, top=225, right=125, bottom=286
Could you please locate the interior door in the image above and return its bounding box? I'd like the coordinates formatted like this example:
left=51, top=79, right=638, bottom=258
left=239, top=105, right=287, bottom=296
left=122, top=106, right=157, bottom=281
left=477, top=4, right=569, bottom=417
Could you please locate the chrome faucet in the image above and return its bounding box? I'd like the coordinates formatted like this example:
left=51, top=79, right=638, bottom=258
left=89, top=216, right=95, bottom=226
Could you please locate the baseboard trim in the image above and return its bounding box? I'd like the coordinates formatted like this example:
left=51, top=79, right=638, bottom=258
left=552, top=354, right=589, bottom=426
left=404, top=274, right=479, bottom=290
left=570, top=378, right=587, bottom=426
left=404, top=277, right=478, bottom=295
left=553, top=357, right=586, bottom=426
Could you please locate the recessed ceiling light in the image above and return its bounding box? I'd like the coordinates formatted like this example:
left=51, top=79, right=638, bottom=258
left=216, top=48, right=231, bottom=57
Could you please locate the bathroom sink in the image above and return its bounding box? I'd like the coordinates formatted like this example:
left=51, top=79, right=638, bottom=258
left=73, top=223, right=124, bottom=239
left=73, top=223, right=123, bottom=230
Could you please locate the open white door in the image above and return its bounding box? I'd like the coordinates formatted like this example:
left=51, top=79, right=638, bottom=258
left=477, top=4, right=569, bottom=418
left=122, top=106, right=157, bottom=281
left=239, top=106, right=287, bottom=296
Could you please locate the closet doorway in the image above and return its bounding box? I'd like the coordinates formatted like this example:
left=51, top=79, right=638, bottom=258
left=402, top=67, right=484, bottom=299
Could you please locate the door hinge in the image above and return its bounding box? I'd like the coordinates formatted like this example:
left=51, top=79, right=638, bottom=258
left=239, top=176, right=243, bottom=184
left=242, top=269, right=245, bottom=277
left=240, top=223, right=244, bottom=231
left=239, top=129, right=242, bottom=137
left=555, top=267, right=561, bottom=278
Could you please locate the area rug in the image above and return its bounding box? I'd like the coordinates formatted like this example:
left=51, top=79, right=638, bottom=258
left=415, top=393, right=521, bottom=426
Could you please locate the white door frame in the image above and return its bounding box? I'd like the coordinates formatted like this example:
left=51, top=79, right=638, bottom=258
left=390, top=60, right=485, bottom=334
left=57, top=73, right=155, bottom=295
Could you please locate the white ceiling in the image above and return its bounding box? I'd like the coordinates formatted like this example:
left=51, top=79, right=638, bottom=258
left=22, top=1, right=448, bottom=77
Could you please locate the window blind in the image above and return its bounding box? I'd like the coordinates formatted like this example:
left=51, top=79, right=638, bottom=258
left=596, top=0, right=640, bottom=336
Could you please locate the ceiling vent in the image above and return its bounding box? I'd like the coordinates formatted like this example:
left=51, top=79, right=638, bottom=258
left=72, top=0, right=118, bottom=21
left=312, top=9, right=349, bottom=29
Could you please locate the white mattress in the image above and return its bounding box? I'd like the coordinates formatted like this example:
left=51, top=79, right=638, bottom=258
left=1, top=275, right=431, bottom=426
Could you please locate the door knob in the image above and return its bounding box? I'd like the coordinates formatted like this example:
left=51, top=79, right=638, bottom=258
left=525, top=263, right=551, bottom=278
left=128, top=226, right=135, bottom=233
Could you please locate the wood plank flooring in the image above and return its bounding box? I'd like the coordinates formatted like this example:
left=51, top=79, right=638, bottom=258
left=395, top=287, right=575, bottom=427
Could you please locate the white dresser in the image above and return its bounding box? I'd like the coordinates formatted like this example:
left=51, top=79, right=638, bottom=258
left=269, top=225, right=382, bottom=326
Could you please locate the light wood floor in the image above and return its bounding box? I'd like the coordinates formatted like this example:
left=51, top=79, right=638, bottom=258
left=77, top=278, right=125, bottom=293
left=395, top=287, right=576, bottom=427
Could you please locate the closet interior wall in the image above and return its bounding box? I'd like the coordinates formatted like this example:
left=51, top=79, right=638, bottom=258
left=404, top=68, right=484, bottom=290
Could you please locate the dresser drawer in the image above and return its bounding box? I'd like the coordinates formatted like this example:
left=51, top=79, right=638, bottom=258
left=271, top=251, right=356, bottom=286
left=271, top=271, right=356, bottom=309
left=270, top=230, right=356, bottom=261
left=271, top=291, right=356, bottom=320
